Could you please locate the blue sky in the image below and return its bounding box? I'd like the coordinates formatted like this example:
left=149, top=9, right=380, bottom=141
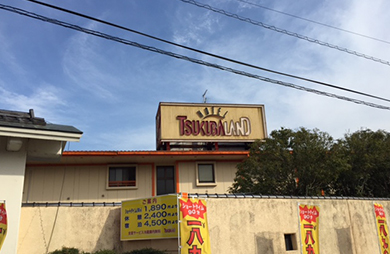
left=0, top=0, right=390, bottom=151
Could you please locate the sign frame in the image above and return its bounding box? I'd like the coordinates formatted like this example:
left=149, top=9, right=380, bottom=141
left=120, top=195, right=179, bottom=241
left=156, top=102, right=267, bottom=148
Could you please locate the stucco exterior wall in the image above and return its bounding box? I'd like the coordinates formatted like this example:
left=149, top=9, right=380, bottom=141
left=18, top=206, right=178, bottom=254
left=18, top=197, right=388, bottom=254
left=0, top=137, right=27, bottom=254
left=206, top=198, right=383, bottom=253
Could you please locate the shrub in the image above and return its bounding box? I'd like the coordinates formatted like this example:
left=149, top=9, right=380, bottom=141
left=124, top=248, right=167, bottom=254
left=49, top=247, right=80, bottom=254
left=93, top=250, right=116, bottom=254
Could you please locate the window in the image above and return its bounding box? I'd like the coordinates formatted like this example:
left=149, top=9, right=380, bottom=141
left=108, top=165, right=137, bottom=188
left=284, top=233, right=297, bottom=251
left=157, top=166, right=175, bottom=195
left=196, top=162, right=216, bottom=186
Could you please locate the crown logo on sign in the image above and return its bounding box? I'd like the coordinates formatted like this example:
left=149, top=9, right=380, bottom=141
left=196, top=107, right=228, bottom=120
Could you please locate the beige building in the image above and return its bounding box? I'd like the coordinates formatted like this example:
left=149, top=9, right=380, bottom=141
left=24, top=150, right=248, bottom=203
left=0, top=109, right=82, bottom=254
left=19, top=102, right=265, bottom=253
left=20, top=150, right=248, bottom=253
left=2, top=103, right=389, bottom=253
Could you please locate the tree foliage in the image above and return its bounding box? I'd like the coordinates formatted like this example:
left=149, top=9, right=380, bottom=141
left=230, top=127, right=390, bottom=197
left=335, top=129, right=390, bottom=197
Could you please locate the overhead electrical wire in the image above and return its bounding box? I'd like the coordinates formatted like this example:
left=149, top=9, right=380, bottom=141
left=236, top=0, right=390, bottom=45
left=19, top=0, right=390, bottom=104
left=180, top=0, right=390, bottom=67
left=1, top=3, right=389, bottom=111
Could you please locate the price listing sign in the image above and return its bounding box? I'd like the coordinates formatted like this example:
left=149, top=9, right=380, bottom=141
left=121, top=195, right=178, bottom=241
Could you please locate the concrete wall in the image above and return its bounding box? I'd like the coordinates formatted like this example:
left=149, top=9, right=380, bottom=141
left=206, top=198, right=383, bottom=253
left=18, top=206, right=178, bottom=254
left=0, top=137, right=27, bottom=254
left=18, top=197, right=388, bottom=254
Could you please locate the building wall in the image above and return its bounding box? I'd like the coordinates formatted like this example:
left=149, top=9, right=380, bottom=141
left=0, top=137, right=27, bottom=254
left=178, top=161, right=237, bottom=193
left=23, top=164, right=154, bottom=203
left=18, top=197, right=388, bottom=254
left=23, top=160, right=240, bottom=203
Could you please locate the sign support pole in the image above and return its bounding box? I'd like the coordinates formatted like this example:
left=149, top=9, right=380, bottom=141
left=177, top=193, right=182, bottom=254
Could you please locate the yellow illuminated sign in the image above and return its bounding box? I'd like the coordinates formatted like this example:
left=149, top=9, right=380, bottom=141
left=157, top=103, right=267, bottom=143
left=121, top=195, right=178, bottom=241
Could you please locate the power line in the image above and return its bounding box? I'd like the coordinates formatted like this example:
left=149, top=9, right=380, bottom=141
left=180, top=0, right=390, bottom=67
left=21, top=0, right=390, bottom=104
left=1, top=3, right=390, bottom=111
left=236, top=0, right=390, bottom=45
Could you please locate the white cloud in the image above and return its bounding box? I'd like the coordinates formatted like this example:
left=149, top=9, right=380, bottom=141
left=0, top=85, right=66, bottom=120
left=176, top=0, right=390, bottom=140
left=62, top=22, right=124, bottom=101
left=1, top=0, right=390, bottom=150
left=0, top=27, right=28, bottom=83
left=172, top=7, right=221, bottom=47
left=70, top=125, right=156, bottom=151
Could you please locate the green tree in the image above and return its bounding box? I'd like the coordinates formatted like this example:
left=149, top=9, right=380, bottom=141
left=230, top=127, right=349, bottom=196
left=336, top=129, right=390, bottom=197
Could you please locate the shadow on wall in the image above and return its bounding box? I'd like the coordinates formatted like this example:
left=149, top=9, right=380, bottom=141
left=336, top=227, right=353, bottom=254
left=255, top=233, right=274, bottom=254
left=93, top=207, right=122, bottom=253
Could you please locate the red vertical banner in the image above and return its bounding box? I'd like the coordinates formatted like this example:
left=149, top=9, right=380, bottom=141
left=0, top=203, right=7, bottom=251
left=374, top=203, right=390, bottom=254
left=179, top=197, right=211, bottom=254
left=299, top=204, right=320, bottom=254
